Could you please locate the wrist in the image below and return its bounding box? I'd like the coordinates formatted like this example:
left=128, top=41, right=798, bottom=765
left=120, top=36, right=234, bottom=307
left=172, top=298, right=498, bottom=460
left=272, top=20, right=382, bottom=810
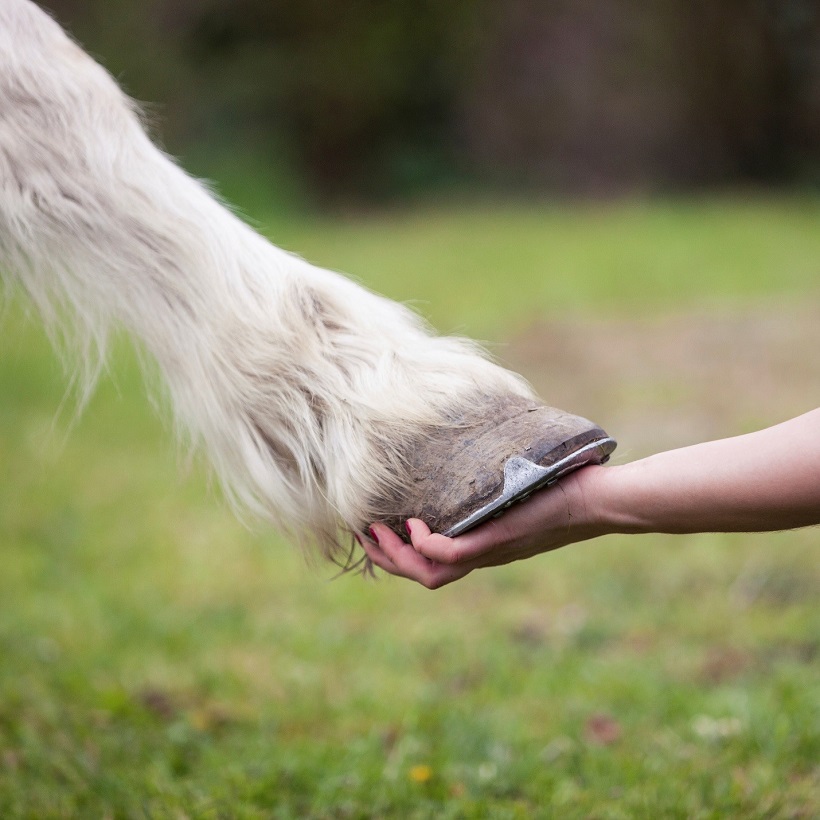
left=563, top=464, right=616, bottom=540
left=585, top=461, right=653, bottom=536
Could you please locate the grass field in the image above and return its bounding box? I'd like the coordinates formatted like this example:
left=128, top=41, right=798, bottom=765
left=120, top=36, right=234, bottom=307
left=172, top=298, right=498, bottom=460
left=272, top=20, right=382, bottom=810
left=1, top=196, right=818, bottom=817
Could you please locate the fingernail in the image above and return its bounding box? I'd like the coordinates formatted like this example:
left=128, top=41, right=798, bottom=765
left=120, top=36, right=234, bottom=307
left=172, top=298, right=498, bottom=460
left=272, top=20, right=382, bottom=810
left=368, top=527, right=380, bottom=545
left=404, top=521, right=412, bottom=536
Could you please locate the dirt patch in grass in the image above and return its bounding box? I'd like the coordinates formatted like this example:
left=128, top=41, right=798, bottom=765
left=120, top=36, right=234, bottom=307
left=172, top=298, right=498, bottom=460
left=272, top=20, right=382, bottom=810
left=501, top=299, right=820, bottom=459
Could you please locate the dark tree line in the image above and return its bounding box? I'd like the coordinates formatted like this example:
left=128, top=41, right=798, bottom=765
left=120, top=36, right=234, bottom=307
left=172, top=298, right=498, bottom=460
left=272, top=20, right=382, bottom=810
left=43, top=0, right=819, bottom=199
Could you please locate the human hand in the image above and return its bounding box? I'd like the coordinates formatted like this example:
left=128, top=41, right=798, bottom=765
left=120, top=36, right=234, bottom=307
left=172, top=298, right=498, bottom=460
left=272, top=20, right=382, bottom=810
left=359, top=464, right=609, bottom=589
left=358, top=408, right=820, bottom=588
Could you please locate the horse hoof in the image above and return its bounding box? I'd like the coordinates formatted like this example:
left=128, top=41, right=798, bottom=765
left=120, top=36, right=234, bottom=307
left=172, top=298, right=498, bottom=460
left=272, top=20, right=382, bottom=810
left=376, top=395, right=615, bottom=538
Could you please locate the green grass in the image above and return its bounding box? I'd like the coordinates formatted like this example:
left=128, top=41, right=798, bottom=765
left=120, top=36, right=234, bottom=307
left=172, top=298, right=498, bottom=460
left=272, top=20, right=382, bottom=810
left=1, top=196, right=818, bottom=817
left=262, top=195, right=820, bottom=337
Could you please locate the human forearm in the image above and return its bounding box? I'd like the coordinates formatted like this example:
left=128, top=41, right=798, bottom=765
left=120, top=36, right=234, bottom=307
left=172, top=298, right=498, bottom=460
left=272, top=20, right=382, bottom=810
left=595, top=409, right=820, bottom=535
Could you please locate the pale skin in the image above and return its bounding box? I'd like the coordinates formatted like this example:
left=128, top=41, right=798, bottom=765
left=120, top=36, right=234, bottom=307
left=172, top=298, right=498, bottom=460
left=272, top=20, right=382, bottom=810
left=359, top=408, right=820, bottom=589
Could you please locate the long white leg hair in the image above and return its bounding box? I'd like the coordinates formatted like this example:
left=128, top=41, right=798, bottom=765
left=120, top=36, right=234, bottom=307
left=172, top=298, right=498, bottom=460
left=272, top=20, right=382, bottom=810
left=0, top=0, right=534, bottom=563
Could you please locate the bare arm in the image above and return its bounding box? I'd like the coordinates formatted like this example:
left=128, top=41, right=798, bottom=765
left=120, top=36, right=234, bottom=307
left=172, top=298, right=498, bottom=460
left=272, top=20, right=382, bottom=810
left=361, top=409, right=820, bottom=588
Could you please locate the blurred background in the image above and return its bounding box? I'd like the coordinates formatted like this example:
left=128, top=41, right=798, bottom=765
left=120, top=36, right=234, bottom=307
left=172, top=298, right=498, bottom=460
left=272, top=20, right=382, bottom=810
left=1, top=1, right=818, bottom=815
left=43, top=0, right=820, bottom=205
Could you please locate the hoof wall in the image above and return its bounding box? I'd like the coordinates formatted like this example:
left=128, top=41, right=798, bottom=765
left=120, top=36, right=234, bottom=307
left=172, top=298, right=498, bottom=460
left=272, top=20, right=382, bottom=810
left=376, top=395, right=616, bottom=538
left=443, top=436, right=615, bottom=536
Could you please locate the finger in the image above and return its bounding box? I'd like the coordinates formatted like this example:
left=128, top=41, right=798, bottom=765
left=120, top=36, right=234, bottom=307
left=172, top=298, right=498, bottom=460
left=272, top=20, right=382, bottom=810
left=358, top=533, right=406, bottom=578
left=370, top=524, right=439, bottom=578
left=405, top=517, right=504, bottom=566
left=369, top=523, right=471, bottom=589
